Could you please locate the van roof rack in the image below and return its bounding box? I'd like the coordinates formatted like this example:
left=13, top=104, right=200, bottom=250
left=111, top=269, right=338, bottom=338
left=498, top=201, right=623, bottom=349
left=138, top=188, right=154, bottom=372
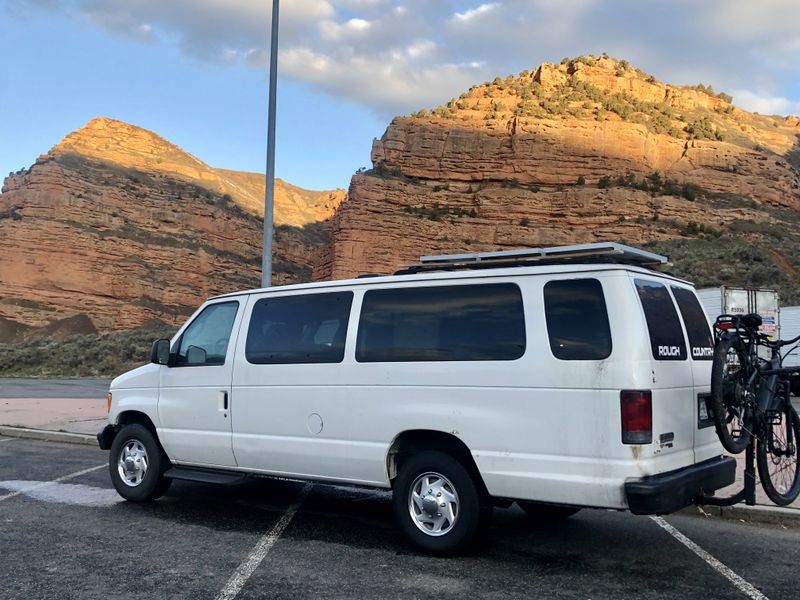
left=394, top=242, right=668, bottom=275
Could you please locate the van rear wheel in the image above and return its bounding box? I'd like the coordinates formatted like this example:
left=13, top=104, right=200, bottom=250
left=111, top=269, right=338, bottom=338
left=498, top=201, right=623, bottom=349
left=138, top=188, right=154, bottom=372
left=392, top=451, right=490, bottom=556
left=517, top=501, right=581, bottom=520
left=109, top=424, right=171, bottom=502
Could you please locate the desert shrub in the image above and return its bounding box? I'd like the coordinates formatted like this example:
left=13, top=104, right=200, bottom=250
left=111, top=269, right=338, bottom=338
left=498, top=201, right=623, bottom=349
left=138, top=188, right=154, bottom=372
left=685, top=117, right=725, bottom=141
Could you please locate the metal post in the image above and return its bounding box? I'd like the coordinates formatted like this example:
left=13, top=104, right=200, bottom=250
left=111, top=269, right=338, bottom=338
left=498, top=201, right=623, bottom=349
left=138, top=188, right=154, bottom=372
left=261, top=0, right=280, bottom=287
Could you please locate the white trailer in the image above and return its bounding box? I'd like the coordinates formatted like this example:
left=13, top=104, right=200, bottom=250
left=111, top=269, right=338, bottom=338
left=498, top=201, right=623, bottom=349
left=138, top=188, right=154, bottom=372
left=779, top=306, right=800, bottom=367
left=697, top=286, right=780, bottom=340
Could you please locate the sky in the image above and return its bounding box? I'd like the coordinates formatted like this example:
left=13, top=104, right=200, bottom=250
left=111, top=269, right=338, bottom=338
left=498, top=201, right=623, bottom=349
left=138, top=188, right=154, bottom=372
left=1, top=0, right=799, bottom=191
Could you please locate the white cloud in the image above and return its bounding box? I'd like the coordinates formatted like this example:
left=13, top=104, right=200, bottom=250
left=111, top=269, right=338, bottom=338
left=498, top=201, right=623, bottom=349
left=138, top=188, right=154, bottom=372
left=700, top=0, right=799, bottom=41
left=406, top=39, right=436, bottom=59
left=733, top=89, right=800, bottom=116
left=14, top=0, right=800, bottom=117
left=333, top=0, right=387, bottom=9
left=319, top=17, right=372, bottom=41
left=453, top=3, right=500, bottom=23
left=279, top=44, right=487, bottom=113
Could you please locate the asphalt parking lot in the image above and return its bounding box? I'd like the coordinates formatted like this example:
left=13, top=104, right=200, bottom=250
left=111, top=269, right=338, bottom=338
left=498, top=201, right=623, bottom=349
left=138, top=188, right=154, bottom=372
left=1, top=437, right=799, bottom=600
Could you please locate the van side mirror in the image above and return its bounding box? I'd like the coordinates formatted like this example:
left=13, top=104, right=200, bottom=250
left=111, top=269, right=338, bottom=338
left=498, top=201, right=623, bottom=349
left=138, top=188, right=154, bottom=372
left=151, top=339, right=172, bottom=365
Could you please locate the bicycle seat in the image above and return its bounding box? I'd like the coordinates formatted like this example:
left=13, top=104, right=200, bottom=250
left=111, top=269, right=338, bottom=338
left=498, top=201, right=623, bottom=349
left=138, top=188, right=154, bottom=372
left=739, top=313, right=763, bottom=329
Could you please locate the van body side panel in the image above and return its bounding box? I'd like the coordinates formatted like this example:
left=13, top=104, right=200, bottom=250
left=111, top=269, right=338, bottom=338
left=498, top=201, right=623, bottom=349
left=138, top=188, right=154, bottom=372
left=227, top=273, right=707, bottom=508
left=231, top=290, right=389, bottom=485
left=108, top=365, right=161, bottom=431
left=469, top=274, right=695, bottom=507
left=111, top=393, right=160, bottom=429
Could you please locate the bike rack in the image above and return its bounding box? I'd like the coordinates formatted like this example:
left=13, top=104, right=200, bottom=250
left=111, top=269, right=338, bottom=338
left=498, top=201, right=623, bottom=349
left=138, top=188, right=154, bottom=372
left=696, top=440, right=757, bottom=507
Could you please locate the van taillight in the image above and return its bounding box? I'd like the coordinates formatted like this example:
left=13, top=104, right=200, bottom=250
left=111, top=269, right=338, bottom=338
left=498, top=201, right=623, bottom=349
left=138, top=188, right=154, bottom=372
left=621, top=390, right=652, bottom=444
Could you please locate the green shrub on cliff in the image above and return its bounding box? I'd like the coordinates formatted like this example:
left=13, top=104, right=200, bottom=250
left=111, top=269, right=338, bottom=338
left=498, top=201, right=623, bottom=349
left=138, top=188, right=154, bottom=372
left=685, top=117, right=725, bottom=141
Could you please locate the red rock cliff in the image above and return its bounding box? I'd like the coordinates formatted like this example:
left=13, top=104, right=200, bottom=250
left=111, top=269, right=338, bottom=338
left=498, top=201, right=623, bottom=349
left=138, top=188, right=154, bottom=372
left=316, top=56, right=800, bottom=300
left=0, top=119, right=344, bottom=337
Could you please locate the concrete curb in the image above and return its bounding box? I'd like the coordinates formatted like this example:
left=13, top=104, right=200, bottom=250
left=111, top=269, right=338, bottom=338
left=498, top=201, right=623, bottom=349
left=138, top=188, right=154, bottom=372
left=678, top=503, right=800, bottom=528
left=0, top=425, right=97, bottom=446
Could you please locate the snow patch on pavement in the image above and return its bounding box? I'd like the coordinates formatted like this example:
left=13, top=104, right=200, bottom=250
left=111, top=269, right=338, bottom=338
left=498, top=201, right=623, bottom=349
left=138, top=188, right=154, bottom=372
left=0, top=480, right=122, bottom=507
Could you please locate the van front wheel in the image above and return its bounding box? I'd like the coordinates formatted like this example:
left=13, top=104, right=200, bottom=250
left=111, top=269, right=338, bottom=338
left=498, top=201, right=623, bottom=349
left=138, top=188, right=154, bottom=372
left=392, top=451, right=489, bottom=556
left=109, top=424, right=171, bottom=502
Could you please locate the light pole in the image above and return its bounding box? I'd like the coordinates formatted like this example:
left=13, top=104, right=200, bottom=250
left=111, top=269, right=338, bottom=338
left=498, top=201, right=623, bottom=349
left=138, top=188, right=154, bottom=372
left=261, top=0, right=280, bottom=287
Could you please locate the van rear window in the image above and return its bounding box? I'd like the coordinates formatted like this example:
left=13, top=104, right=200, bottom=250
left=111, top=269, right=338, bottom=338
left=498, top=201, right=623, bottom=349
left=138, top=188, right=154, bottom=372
left=245, top=292, right=353, bottom=364
left=356, top=283, right=525, bottom=362
left=671, top=286, right=714, bottom=360
left=544, top=279, right=612, bottom=360
left=634, top=279, right=687, bottom=361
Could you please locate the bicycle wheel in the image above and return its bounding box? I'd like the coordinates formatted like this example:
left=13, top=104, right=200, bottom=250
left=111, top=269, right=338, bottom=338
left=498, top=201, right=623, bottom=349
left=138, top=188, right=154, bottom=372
left=710, top=333, right=754, bottom=454
left=757, top=404, right=800, bottom=506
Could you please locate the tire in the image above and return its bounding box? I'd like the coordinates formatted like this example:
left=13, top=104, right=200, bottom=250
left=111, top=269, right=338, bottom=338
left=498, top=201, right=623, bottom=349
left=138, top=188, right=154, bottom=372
left=757, top=405, right=800, bottom=506
left=392, top=451, right=490, bottom=556
left=710, top=334, right=754, bottom=454
left=109, top=424, right=172, bottom=502
left=516, top=501, right=581, bottom=520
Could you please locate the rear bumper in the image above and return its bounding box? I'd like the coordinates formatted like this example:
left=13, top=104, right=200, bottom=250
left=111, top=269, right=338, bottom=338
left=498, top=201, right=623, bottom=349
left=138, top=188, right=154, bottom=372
left=625, top=456, right=736, bottom=515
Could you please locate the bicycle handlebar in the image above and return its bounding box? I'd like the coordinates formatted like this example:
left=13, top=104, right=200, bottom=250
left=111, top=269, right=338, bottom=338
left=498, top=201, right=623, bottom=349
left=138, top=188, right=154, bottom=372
left=774, top=333, right=800, bottom=348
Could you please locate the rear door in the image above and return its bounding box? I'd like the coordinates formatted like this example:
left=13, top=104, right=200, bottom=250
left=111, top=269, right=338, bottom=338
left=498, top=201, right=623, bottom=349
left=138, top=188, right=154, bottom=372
left=633, top=278, right=696, bottom=467
left=670, top=285, right=719, bottom=462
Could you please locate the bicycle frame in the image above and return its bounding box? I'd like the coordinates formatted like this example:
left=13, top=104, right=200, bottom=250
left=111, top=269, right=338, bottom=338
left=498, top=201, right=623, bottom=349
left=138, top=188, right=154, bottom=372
left=701, top=315, right=800, bottom=507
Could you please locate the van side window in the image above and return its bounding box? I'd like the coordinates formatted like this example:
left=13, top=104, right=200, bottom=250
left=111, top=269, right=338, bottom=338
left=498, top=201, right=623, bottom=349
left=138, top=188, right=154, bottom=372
left=175, top=301, right=239, bottom=366
left=356, top=283, right=525, bottom=362
left=245, top=292, right=353, bottom=364
left=671, top=286, right=714, bottom=360
left=544, top=279, right=612, bottom=360
left=634, top=279, right=687, bottom=361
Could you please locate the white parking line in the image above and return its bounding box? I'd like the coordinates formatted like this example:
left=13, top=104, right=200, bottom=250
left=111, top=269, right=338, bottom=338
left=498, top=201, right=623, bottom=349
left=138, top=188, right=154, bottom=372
left=0, top=437, right=17, bottom=443
left=650, top=516, right=769, bottom=600
left=215, top=482, right=313, bottom=600
left=0, top=464, right=106, bottom=502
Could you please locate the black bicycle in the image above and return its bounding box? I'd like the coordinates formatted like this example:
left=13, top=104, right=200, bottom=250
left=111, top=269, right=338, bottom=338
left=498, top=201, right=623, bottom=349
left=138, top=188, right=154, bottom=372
left=709, top=313, right=800, bottom=506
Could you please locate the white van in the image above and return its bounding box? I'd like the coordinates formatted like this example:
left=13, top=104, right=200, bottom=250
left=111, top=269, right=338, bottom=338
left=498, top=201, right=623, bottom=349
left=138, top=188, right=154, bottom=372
left=98, top=243, right=735, bottom=555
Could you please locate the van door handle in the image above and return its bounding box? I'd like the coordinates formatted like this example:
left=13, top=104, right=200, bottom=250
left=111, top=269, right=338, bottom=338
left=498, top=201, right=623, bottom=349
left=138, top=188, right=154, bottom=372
left=219, top=390, right=228, bottom=411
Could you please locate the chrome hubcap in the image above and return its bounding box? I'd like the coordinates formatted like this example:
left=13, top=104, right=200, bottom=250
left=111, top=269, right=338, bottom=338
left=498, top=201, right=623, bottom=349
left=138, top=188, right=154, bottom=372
left=117, top=440, right=149, bottom=487
left=408, top=472, right=459, bottom=536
